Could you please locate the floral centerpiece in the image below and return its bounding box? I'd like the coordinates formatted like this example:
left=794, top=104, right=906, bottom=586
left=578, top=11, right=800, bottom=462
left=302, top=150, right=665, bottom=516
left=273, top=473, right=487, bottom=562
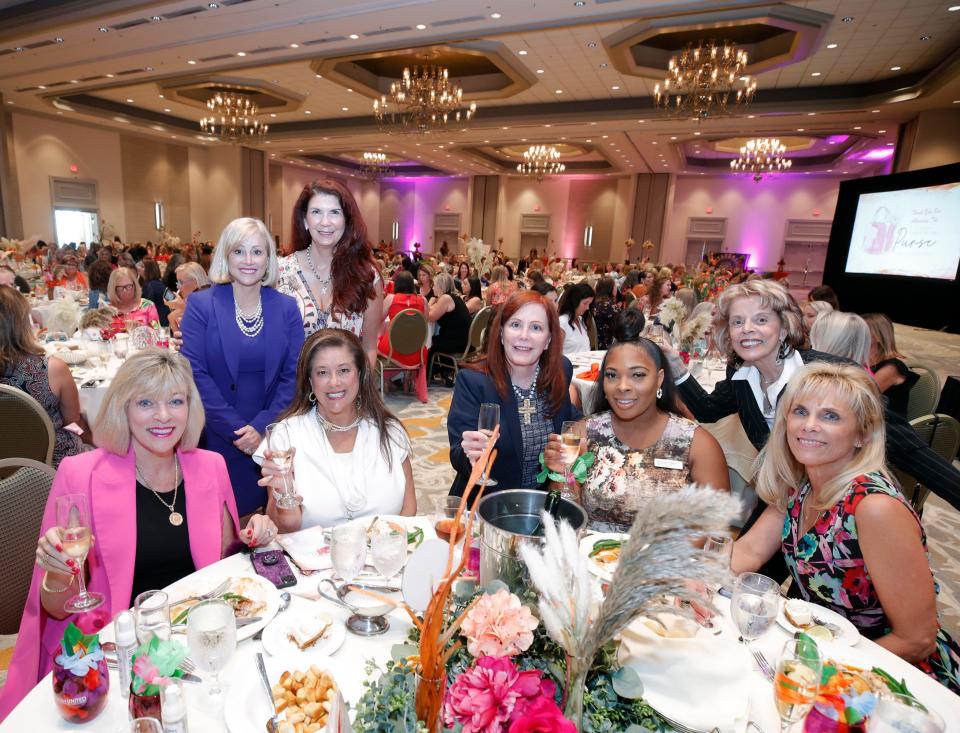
left=52, top=622, right=109, bottom=723
left=128, top=636, right=189, bottom=719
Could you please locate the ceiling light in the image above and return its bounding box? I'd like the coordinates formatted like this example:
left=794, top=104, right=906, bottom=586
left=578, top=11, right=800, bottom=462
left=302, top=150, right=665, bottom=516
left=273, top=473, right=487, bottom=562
left=585, top=139, right=592, bottom=143
left=159, top=94, right=165, bottom=98
left=126, top=98, right=134, bottom=103
left=187, top=60, right=197, bottom=65
left=827, top=43, right=838, bottom=49
left=574, top=1, right=586, bottom=6
left=349, top=33, right=359, bottom=39
left=878, top=129, right=886, bottom=133
left=694, top=131, right=701, bottom=135
left=347, top=88, right=353, bottom=92
left=38, top=85, right=46, bottom=90
left=305, top=110, right=312, bottom=114
left=341, top=107, right=349, bottom=111
left=602, top=134, right=608, bottom=138
left=518, top=50, right=527, bottom=55
left=55, top=37, right=63, bottom=43
left=316, top=74, right=322, bottom=78
left=14, top=46, right=23, bottom=51
left=949, top=5, right=960, bottom=10
left=416, top=24, right=426, bottom=30
left=811, top=72, right=821, bottom=77
left=237, top=51, right=246, bottom=56
left=920, top=35, right=931, bottom=41
left=163, top=108, right=171, bottom=112
left=731, top=137, right=791, bottom=181
left=655, top=41, right=756, bottom=119
left=611, top=85, right=620, bottom=90
left=599, top=63, right=608, bottom=69
left=536, top=69, right=544, bottom=74
left=270, top=113, right=277, bottom=117
left=652, top=141, right=657, bottom=145
left=290, top=43, right=299, bottom=48
left=555, top=89, right=563, bottom=94
left=841, top=16, right=854, bottom=22
left=853, top=126, right=862, bottom=129
left=587, top=42, right=597, bottom=48
left=491, top=12, right=502, bottom=19
left=145, top=67, right=154, bottom=71
left=871, top=109, right=880, bottom=113
left=200, top=91, right=267, bottom=142
left=151, top=15, right=162, bottom=21
left=98, top=26, right=108, bottom=32
left=808, top=112, right=816, bottom=116
left=70, top=79, right=78, bottom=84
left=208, top=2, right=220, bottom=7
left=890, top=66, right=901, bottom=71
left=797, top=128, right=805, bottom=132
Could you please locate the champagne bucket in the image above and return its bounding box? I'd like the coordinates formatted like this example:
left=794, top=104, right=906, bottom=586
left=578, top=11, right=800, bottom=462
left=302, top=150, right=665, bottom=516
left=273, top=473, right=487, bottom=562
left=477, top=489, right=586, bottom=594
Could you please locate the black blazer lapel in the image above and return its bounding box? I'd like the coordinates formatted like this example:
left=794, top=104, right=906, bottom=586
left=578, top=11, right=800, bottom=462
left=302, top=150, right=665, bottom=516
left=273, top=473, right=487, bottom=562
left=734, top=378, right=770, bottom=451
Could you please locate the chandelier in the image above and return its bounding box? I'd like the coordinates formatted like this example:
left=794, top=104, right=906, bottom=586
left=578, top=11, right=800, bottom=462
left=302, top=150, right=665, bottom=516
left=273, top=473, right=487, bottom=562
left=360, top=152, right=391, bottom=180
left=373, top=65, right=477, bottom=134
left=730, top=138, right=792, bottom=181
left=516, top=145, right=566, bottom=182
left=199, top=91, right=268, bottom=142
left=654, top=41, right=757, bottom=119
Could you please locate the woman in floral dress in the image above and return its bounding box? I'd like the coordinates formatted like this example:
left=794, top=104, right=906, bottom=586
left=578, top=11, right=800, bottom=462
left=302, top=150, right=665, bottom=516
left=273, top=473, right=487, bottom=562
left=733, top=362, right=960, bottom=693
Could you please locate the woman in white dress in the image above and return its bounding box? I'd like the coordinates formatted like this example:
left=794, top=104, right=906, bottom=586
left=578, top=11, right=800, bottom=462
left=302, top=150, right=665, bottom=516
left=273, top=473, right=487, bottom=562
left=255, top=329, right=416, bottom=530
left=557, top=281, right=595, bottom=354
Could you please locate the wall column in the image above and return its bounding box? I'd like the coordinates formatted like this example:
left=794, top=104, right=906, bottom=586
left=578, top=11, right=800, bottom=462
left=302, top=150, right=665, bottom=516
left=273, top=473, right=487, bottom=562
left=470, top=175, right=500, bottom=244
left=629, top=172, right=670, bottom=263
left=893, top=109, right=960, bottom=172
left=0, top=96, right=24, bottom=239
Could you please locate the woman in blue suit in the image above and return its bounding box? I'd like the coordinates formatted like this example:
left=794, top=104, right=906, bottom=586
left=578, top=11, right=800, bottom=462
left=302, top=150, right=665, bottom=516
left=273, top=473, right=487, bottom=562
left=181, top=218, right=304, bottom=516
left=447, top=290, right=580, bottom=498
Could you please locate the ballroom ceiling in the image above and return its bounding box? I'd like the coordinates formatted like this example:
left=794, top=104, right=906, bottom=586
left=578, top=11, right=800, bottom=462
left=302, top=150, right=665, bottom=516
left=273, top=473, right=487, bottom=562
left=1, top=0, right=958, bottom=180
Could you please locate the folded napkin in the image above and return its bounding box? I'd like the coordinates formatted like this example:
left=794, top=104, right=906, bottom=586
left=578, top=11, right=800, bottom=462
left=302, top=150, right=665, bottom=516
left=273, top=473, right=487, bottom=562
left=576, top=363, right=600, bottom=381
left=276, top=525, right=330, bottom=572
left=617, top=613, right=752, bottom=733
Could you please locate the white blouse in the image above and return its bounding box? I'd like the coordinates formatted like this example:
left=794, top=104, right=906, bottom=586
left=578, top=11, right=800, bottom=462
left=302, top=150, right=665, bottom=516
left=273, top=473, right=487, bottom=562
left=254, top=412, right=409, bottom=527
left=560, top=316, right=591, bottom=354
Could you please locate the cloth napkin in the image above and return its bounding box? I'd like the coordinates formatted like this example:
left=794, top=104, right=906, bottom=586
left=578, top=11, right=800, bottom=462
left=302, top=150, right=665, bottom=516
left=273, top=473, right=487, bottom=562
left=276, top=525, right=330, bottom=572
left=617, top=613, right=752, bottom=733
left=575, top=363, right=600, bottom=381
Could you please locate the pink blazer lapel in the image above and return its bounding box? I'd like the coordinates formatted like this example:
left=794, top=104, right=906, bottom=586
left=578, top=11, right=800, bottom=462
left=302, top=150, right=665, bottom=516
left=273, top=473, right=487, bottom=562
left=89, top=448, right=138, bottom=611
left=180, top=449, right=237, bottom=567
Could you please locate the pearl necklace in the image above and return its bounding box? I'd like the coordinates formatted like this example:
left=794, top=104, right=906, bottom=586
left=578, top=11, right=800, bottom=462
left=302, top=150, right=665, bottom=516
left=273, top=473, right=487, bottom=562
left=511, top=364, right=541, bottom=426
left=234, top=296, right=263, bottom=338
left=304, top=247, right=332, bottom=296
left=314, top=404, right=362, bottom=433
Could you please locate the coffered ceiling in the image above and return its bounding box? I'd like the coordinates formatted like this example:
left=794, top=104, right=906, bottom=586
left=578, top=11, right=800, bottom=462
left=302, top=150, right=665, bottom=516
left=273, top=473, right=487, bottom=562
left=1, top=0, right=959, bottom=181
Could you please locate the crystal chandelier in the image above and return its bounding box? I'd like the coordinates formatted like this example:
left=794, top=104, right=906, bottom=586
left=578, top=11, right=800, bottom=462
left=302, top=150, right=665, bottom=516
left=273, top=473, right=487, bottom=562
left=654, top=42, right=756, bottom=119
left=373, top=65, right=477, bottom=134
left=730, top=138, right=792, bottom=181
left=360, top=152, right=391, bottom=180
left=516, top=145, right=566, bottom=182
left=199, top=91, right=268, bottom=142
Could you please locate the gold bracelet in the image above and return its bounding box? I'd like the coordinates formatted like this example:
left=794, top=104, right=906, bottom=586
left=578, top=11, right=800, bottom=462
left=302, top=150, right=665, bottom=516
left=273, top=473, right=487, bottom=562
left=41, top=571, right=74, bottom=594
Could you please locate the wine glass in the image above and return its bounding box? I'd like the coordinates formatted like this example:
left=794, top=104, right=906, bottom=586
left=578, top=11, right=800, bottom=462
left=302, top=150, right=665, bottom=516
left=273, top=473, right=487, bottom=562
left=869, top=692, right=945, bottom=733
left=266, top=422, right=299, bottom=510
left=731, top=572, right=780, bottom=642
left=371, top=528, right=407, bottom=582
left=703, top=534, right=733, bottom=598
left=133, top=590, right=171, bottom=644
left=331, top=523, right=367, bottom=583
left=433, top=496, right=465, bottom=543
left=96, top=340, right=112, bottom=380
left=476, top=403, right=500, bottom=486
left=774, top=638, right=822, bottom=732
left=55, top=494, right=104, bottom=613
left=113, top=333, right=129, bottom=360
left=186, top=598, right=237, bottom=710
left=559, top=420, right=583, bottom=496
left=647, top=323, right=665, bottom=345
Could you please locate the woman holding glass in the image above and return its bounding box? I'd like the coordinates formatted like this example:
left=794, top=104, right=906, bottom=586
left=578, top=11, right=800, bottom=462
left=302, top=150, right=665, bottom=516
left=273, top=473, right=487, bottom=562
left=180, top=218, right=303, bottom=517
left=255, top=328, right=416, bottom=532
left=447, top=290, right=580, bottom=498
left=0, top=349, right=276, bottom=721
left=732, top=362, right=960, bottom=693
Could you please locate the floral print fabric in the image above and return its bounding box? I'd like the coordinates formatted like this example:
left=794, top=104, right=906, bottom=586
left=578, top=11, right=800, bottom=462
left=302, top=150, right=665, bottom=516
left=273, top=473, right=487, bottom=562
left=782, top=472, right=960, bottom=693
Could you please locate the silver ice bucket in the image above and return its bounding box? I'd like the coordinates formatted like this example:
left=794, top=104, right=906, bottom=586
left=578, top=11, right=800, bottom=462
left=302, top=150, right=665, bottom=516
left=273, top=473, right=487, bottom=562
left=477, top=489, right=587, bottom=594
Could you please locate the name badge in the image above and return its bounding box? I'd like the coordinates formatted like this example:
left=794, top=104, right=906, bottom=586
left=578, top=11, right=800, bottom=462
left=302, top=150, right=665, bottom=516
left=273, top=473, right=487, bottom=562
left=654, top=458, right=684, bottom=470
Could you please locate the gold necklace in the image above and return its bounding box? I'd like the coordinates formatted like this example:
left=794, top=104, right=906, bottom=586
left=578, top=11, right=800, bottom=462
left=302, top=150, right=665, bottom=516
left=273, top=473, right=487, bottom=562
left=136, top=458, right=183, bottom=526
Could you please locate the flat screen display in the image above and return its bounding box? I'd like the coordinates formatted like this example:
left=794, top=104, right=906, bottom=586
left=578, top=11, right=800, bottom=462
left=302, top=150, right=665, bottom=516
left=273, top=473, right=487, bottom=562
left=843, top=182, right=960, bottom=280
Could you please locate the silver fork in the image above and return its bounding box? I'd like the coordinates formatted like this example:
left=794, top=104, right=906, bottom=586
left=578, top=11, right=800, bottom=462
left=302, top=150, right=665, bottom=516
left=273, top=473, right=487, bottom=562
left=168, top=578, right=230, bottom=608
left=750, top=648, right=775, bottom=682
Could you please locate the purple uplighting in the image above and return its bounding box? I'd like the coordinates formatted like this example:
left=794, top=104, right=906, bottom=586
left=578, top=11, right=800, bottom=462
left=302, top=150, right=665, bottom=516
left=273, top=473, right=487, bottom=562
left=859, top=147, right=895, bottom=161
left=825, top=134, right=850, bottom=145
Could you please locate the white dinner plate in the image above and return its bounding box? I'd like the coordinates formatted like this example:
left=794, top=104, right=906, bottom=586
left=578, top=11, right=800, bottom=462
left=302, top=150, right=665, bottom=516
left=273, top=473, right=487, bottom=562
left=261, top=608, right=346, bottom=658
left=224, top=651, right=364, bottom=733
left=578, top=533, right=627, bottom=582
left=163, top=569, right=280, bottom=642
left=776, top=598, right=860, bottom=646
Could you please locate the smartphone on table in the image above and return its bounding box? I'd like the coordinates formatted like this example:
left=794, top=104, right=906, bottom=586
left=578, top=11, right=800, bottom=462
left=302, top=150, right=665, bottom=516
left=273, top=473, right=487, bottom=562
left=250, top=548, right=297, bottom=589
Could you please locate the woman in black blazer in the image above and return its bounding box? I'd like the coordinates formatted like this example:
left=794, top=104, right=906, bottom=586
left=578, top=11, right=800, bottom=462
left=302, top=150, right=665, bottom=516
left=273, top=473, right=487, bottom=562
left=447, top=290, right=580, bottom=498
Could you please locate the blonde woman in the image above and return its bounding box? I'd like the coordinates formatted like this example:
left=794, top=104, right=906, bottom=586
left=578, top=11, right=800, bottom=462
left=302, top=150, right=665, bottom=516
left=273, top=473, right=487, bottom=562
left=167, top=261, right=211, bottom=334
left=0, top=350, right=275, bottom=719
left=485, top=264, right=517, bottom=307
left=864, top=313, right=918, bottom=417
left=732, top=363, right=960, bottom=693
left=810, top=311, right=872, bottom=368
left=106, top=267, right=159, bottom=334
left=416, top=262, right=435, bottom=300
left=180, top=218, right=304, bottom=516
left=801, top=299, right=833, bottom=332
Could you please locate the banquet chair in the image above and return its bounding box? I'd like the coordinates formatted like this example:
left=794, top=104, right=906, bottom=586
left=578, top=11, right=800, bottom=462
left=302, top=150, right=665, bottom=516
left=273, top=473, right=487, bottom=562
left=587, top=318, right=598, bottom=350
left=891, top=414, right=960, bottom=516
left=376, top=308, right=429, bottom=401
left=904, top=361, right=940, bottom=421
left=0, top=384, right=55, bottom=468
left=0, top=457, right=55, bottom=634
left=428, top=306, right=493, bottom=383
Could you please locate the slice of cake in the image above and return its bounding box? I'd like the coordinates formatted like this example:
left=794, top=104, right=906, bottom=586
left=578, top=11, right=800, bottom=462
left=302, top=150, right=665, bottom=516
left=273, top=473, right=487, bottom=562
left=287, top=612, right=333, bottom=651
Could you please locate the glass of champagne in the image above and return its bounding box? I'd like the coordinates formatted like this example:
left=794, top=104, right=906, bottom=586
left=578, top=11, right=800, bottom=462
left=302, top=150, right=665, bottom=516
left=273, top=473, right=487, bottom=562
left=774, top=638, right=822, bottom=732
left=371, top=528, right=407, bottom=582
left=476, top=403, right=500, bottom=486
left=186, top=598, right=237, bottom=710
left=731, top=572, right=780, bottom=642
left=56, top=494, right=104, bottom=613
left=133, top=590, right=171, bottom=644
left=869, top=692, right=945, bottom=733
left=703, top=534, right=733, bottom=598
left=330, top=523, right=367, bottom=583
left=266, top=422, right=299, bottom=510
left=559, top=420, right=583, bottom=495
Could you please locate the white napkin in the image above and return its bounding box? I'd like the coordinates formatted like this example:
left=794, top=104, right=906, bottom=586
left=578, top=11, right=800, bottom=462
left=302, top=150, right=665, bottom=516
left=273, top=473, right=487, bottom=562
left=276, top=525, right=330, bottom=572
left=324, top=688, right=350, bottom=732
left=617, top=613, right=752, bottom=733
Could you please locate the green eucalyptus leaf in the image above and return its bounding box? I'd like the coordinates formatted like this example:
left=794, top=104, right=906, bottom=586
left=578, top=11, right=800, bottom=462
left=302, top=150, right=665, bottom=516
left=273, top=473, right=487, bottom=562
left=390, top=643, right=419, bottom=662
left=483, top=579, right=509, bottom=595
left=612, top=666, right=645, bottom=699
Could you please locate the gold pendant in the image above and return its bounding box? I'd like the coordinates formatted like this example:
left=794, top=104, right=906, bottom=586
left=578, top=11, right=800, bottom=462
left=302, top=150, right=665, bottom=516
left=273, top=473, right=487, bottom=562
left=169, top=511, right=184, bottom=526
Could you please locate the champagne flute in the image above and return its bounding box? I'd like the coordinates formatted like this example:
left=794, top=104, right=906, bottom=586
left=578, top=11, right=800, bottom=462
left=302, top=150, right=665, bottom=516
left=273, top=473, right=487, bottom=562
left=56, top=494, right=104, bottom=613
left=476, top=403, right=500, bottom=486
left=774, top=638, right=822, bottom=732
left=266, top=422, right=299, bottom=510
left=331, top=523, right=367, bottom=583
left=731, top=572, right=780, bottom=642
left=703, top=534, right=733, bottom=598
left=186, top=598, right=236, bottom=710
left=133, top=590, right=171, bottom=644
left=371, top=528, right=407, bottom=582
left=559, top=420, right=583, bottom=494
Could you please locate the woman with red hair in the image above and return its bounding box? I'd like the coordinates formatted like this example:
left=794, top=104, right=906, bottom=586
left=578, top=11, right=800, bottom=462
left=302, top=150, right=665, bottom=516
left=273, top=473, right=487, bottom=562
left=447, top=290, right=580, bottom=498
left=279, top=178, right=383, bottom=366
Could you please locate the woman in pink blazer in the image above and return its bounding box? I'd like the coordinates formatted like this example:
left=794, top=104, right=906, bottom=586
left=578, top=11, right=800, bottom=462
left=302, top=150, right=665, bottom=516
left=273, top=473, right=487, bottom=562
left=0, top=349, right=278, bottom=721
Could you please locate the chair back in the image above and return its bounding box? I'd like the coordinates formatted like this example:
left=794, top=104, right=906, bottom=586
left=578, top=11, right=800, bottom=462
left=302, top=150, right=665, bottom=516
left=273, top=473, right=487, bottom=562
left=0, top=384, right=55, bottom=466
left=586, top=317, right=598, bottom=350
left=891, top=413, right=960, bottom=515
left=904, top=362, right=940, bottom=421
left=0, top=457, right=55, bottom=634
left=468, top=307, right=494, bottom=355
left=385, top=309, right=429, bottom=362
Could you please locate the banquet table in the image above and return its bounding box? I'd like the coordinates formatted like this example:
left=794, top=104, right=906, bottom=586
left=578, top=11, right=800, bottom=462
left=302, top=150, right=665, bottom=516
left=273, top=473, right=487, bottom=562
left=42, top=340, right=123, bottom=422
left=3, top=530, right=958, bottom=733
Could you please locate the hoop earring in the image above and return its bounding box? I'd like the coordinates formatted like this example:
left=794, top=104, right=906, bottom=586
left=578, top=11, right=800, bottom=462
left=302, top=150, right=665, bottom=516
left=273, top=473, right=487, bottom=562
left=308, top=391, right=317, bottom=403
left=656, top=387, right=663, bottom=399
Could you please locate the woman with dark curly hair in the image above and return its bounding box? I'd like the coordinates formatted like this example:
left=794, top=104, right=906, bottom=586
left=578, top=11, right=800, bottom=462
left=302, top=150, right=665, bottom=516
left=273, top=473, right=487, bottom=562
left=278, top=178, right=383, bottom=366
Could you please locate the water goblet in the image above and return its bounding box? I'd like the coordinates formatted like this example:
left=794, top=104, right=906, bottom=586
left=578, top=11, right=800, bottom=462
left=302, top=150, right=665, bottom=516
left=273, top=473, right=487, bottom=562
left=477, top=403, right=500, bottom=486
left=266, top=422, right=300, bottom=510
left=56, top=494, right=104, bottom=613
left=731, top=572, right=780, bottom=642
left=371, top=528, right=407, bottom=582
left=186, top=598, right=236, bottom=710
left=133, top=590, right=171, bottom=644
left=774, top=638, right=822, bottom=732
left=869, top=692, right=945, bottom=733
left=331, top=523, right=367, bottom=583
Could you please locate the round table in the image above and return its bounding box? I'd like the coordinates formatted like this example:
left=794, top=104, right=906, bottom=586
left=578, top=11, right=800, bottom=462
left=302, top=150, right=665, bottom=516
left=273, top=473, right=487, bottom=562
left=42, top=340, right=121, bottom=422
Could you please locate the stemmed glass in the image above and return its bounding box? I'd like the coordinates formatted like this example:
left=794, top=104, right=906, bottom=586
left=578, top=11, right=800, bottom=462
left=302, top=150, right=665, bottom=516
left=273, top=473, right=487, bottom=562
left=186, top=599, right=236, bottom=710
left=113, top=333, right=129, bottom=360
left=133, top=590, right=171, bottom=644
left=559, top=420, right=583, bottom=496
left=371, top=528, right=407, bottom=582
left=129, top=719, right=163, bottom=733
left=774, top=638, right=822, bottom=732
left=331, top=523, right=367, bottom=583
left=56, top=494, right=104, bottom=612
left=476, top=403, right=500, bottom=486
left=703, top=534, right=733, bottom=598
left=869, top=692, right=945, bottom=733
left=731, top=572, right=780, bottom=643
left=266, top=422, right=300, bottom=510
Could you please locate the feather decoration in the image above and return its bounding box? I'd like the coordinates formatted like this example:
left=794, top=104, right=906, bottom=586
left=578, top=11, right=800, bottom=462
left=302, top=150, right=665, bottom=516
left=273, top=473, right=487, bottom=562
left=680, top=311, right=712, bottom=349
left=657, top=295, right=687, bottom=331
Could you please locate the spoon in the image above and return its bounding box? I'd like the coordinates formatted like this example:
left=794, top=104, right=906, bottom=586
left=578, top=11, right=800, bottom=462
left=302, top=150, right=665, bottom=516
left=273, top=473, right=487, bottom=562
left=253, top=591, right=292, bottom=641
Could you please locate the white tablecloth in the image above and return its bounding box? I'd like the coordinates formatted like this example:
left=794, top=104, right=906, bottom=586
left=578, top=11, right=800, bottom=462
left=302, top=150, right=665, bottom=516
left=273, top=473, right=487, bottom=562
left=43, top=340, right=121, bottom=422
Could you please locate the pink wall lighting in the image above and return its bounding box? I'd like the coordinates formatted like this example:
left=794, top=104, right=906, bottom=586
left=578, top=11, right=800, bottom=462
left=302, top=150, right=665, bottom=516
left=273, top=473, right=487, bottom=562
left=705, top=207, right=713, bottom=214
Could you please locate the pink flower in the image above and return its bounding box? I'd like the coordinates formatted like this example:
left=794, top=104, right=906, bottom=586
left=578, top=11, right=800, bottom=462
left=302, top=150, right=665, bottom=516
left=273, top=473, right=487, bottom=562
left=443, top=656, right=556, bottom=733
left=507, top=697, right=576, bottom=733
left=75, top=607, right=110, bottom=635
left=461, top=590, right=539, bottom=658
left=133, top=656, right=160, bottom=687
